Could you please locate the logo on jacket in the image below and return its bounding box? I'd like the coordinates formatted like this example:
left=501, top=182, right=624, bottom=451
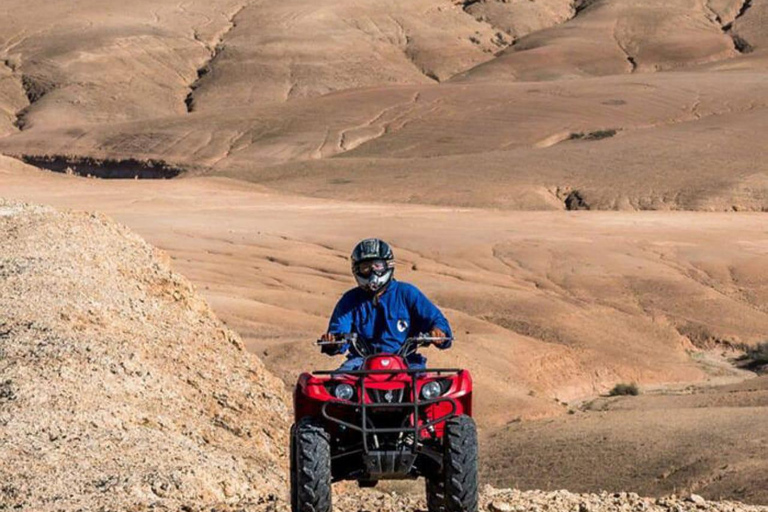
left=397, top=319, right=408, bottom=333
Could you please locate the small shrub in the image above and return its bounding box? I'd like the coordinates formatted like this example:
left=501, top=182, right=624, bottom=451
left=569, top=129, right=618, bottom=141
left=746, top=342, right=768, bottom=365
left=608, top=382, right=639, bottom=396
left=584, top=129, right=618, bottom=140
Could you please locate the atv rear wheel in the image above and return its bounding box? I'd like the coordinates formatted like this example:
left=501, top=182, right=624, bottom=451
left=291, top=418, right=332, bottom=512
left=443, top=415, right=478, bottom=512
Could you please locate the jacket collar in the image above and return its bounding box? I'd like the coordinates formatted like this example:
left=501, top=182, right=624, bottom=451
left=371, top=279, right=396, bottom=306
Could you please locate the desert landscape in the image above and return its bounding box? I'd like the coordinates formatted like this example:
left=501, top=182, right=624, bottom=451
left=1, top=0, right=767, bottom=510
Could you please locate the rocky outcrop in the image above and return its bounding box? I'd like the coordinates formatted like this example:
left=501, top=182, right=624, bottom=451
left=0, top=200, right=289, bottom=511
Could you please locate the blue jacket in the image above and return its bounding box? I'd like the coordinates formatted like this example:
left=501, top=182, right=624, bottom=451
left=327, top=280, right=452, bottom=367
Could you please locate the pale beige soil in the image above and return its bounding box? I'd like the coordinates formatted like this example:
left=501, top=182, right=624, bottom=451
left=0, top=200, right=288, bottom=510
left=484, top=376, right=768, bottom=504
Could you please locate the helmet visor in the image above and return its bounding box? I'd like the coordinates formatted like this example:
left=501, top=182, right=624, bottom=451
left=354, top=259, right=390, bottom=278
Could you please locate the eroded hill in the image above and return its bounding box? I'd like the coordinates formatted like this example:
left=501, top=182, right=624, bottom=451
left=0, top=0, right=767, bottom=210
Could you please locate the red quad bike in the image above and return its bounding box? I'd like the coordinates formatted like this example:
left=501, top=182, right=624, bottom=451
left=291, top=334, right=477, bottom=512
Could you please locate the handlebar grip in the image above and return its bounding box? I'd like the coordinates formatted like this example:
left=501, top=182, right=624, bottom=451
left=316, top=340, right=346, bottom=346
left=405, top=336, right=453, bottom=343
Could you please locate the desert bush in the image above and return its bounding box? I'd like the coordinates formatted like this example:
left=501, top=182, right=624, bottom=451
left=569, top=129, right=617, bottom=141
left=608, top=382, right=639, bottom=396
left=746, top=342, right=768, bottom=365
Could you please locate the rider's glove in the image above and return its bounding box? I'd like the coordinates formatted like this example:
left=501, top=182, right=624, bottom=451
left=320, top=333, right=344, bottom=355
left=429, top=327, right=452, bottom=349
left=430, top=327, right=447, bottom=345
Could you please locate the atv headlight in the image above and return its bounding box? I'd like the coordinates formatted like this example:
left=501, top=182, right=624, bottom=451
left=421, top=381, right=442, bottom=400
left=334, top=383, right=355, bottom=401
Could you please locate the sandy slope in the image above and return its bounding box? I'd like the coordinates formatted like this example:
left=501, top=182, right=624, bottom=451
left=453, top=0, right=742, bottom=81
left=484, top=376, right=768, bottom=504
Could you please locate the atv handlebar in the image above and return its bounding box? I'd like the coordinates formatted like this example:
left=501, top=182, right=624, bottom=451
left=316, top=332, right=359, bottom=346
left=316, top=333, right=453, bottom=357
left=404, top=335, right=452, bottom=345
left=397, top=335, right=452, bottom=357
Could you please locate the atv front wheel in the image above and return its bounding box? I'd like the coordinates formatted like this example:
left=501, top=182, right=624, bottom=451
left=426, top=473, right=446, bottom=512
left=291, top=419, right=332, bottom=512
left=443, top=415, right=478, bottom=512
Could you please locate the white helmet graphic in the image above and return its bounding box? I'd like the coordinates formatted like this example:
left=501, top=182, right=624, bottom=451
left=350, top=238, right=395, bottom=293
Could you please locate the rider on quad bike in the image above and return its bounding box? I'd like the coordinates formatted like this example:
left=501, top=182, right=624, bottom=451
left=320, top=238, right=453, bottom=370
left=291, top=238, right=478, bottom=512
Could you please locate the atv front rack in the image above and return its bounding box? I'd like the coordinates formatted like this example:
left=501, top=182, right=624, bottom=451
left=313, top=368, right=461, bottom=454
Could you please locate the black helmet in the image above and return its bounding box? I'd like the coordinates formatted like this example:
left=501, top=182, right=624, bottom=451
left=351, top=238, right=394, bottom=293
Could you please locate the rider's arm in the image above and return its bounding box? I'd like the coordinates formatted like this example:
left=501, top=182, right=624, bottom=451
left=403, top=284, right=453, bottom=349
left=324, top=293, right=355, bottom=355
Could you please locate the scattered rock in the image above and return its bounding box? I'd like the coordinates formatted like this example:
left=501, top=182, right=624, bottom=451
left=565, top=190, right=590, bottom=211
left=0, top=380, right=15, bottom=402
left=490, top=499, right=516, bottom=512
left=688, top=494, right=707, bottom=506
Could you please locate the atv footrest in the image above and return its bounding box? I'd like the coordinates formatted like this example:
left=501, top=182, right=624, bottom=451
left=363, top=451, right=418, bottom=479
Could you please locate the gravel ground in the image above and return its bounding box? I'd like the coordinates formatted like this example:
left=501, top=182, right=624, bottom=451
left=330, top=486, right=768, bottom=512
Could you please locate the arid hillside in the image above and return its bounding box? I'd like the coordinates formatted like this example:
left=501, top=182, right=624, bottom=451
left=0, top=0, right=767, bottom=209
left=0, top=200, right=288, bottom=510
left=484, top=375, right=768, bottom=505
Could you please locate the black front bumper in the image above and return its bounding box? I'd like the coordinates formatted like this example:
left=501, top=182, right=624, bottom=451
left=314, top=367, right=460, bottom=479
left=363, top=451, right=419, bottom=479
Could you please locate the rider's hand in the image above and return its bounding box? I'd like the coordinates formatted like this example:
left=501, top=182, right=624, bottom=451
left=320, top=333, right=342, bottom=355
left=430, top=327, right=447, bottom=345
